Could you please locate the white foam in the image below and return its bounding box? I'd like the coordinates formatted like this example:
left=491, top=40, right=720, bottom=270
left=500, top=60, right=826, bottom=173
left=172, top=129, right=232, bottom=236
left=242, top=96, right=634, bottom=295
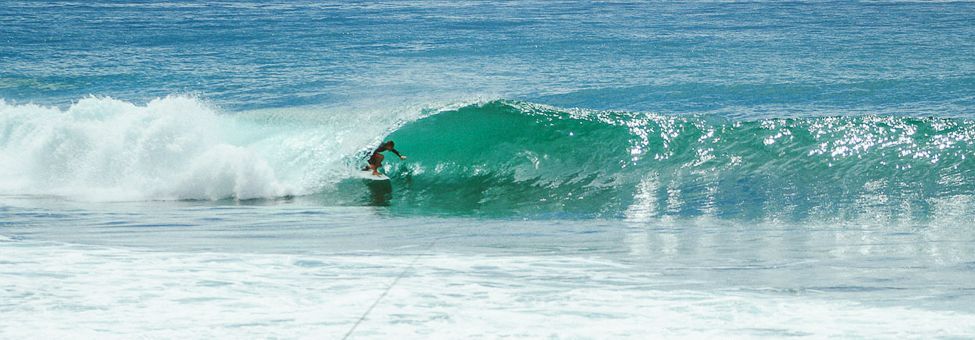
left=2, top=241, right=973, bottom=339
left=0, top=95, right=489, bottom=201
left=0, top=96, right=286, bottom=200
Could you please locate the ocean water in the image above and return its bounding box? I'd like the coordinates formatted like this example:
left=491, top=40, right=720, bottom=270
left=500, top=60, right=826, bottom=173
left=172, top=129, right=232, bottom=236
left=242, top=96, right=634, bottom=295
left=2, top=1, right=975, bottom=338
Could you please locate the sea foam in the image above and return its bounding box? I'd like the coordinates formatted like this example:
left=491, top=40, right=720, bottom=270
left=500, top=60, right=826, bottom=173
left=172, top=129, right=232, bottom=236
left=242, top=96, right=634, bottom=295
left=0, top=96, right=298, bottom=200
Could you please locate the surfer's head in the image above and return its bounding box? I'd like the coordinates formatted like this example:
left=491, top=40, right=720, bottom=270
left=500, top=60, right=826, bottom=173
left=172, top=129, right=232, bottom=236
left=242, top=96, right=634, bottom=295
left=384, top=141, right=395, bottom=149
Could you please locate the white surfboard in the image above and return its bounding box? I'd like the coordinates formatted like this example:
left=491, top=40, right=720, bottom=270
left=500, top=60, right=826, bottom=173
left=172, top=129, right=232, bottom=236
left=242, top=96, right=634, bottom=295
left=356, top=170, right=389, bottom=181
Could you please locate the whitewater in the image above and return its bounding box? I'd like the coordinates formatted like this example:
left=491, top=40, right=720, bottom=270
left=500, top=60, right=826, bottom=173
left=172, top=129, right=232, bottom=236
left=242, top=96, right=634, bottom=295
left=3, top=1, right=975, bottom=338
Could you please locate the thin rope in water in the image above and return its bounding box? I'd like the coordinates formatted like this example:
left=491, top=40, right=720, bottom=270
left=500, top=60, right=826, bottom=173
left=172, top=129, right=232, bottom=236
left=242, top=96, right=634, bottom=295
left=341, top=240, right=437, bottom=340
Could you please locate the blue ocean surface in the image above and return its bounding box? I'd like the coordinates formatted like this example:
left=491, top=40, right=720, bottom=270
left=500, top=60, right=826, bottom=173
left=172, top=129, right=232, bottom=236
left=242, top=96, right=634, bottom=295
left=2, top=1, right=975, bottom=338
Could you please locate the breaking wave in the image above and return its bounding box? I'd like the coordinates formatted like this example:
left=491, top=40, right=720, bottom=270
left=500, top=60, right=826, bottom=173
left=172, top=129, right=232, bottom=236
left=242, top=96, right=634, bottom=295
left=3, top=97, right=974, bottom=219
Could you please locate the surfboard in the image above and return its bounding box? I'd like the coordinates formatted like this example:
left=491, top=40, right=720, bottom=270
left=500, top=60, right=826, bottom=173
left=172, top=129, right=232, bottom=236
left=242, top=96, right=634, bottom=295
left=356, top=170, right=389, bottom=181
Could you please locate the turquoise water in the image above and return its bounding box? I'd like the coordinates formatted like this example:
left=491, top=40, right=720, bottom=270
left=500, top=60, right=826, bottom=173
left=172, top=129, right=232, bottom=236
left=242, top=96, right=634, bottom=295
left=3, top=1, right=975, bottom=338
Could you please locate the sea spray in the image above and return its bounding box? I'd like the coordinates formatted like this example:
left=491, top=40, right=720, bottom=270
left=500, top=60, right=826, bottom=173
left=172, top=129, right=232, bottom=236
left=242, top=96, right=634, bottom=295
left=0, top=96, right=294, bottom=200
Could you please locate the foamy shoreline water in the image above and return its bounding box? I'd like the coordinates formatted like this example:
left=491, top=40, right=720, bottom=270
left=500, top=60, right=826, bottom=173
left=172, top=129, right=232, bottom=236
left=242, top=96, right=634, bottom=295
left=4, top=202, right=975, bottom=338
left=4, top=239, right=974, bottom=339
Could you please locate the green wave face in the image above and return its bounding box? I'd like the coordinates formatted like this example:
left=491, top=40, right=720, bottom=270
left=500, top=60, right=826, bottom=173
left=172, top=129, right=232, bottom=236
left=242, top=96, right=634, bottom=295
left=383, top=101, right=641, bottom=216
left=358, top=101, right=975, bottom=220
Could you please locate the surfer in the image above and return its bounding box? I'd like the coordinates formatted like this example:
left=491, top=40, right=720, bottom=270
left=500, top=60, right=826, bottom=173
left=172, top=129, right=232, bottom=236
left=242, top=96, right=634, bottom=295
left=364, top=141, right=406, bottom=176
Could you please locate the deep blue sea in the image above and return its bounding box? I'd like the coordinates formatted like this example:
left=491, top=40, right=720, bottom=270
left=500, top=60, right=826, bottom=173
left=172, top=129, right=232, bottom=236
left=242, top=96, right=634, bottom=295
left=3, top=1, right=975, bottom=338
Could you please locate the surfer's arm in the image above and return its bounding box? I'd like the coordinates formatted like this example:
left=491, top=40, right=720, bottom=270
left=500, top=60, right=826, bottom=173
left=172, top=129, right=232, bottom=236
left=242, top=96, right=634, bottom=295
left=390, top=148, right=406, bottom=160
